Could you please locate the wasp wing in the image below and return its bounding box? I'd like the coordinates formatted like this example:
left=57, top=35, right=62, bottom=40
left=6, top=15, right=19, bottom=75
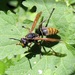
left=30, top=12, right=42, bottom=33
left=32, top=37, right=60, bottom=42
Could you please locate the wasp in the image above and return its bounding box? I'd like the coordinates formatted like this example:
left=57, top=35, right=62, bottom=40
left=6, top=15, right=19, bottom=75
left=10, top=11, right=61, bottom=69
left=35, top=8, right=59, bottom=36
left=10, top=10, right=60, bottom=48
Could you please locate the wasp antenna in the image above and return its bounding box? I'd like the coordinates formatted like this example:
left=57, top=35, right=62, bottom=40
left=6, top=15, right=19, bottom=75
left=9, top=38, right=20, bottom=41
left=22, top=26, right=25, bottom=28
left=53, top=8, right=55, bottom=10
left=46, top=8, right=55, bottom=27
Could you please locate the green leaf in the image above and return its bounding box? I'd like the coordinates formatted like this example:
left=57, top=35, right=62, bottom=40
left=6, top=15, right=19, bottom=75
left=23, top=19, right=33, bottom=24
left=0, top=0, right=75, bottom=75
left=0, top=61, right=6, bottom=75
left=0, top=11, right=28, bottom=60
left=55, top=0, right=75, bottom=6
left=5, top=43, right=75, bottom=75
left=65, top=43, right=75, bottom=55
left=23, top=0, right=75, bottom=44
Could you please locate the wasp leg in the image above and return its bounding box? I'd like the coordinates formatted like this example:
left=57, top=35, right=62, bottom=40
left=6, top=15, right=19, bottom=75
left=39, top=16, right=44, bottom=38
left=50, top=48, right=67, bottom=57
left=40, top=28, right=43, bottom=38
left=41, top=48, right=57, bottom=56
left=27, top=43, right=32, bottom=51
left=39, top=52, right=43, bottom=59
left=42, top=46, right=47, bottom=53
left=28, top=43, right=32, bottom=47
left=49, top=47, right=58, bottom=55
left=50, top=48, right=62, bottom=56
left=27, top=58, right=32, bottom=69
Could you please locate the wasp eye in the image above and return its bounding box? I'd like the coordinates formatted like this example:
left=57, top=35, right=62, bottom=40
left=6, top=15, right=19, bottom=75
left=20, top=38, right=28, bottom=48
left=21, top=38, right=27, bottom=44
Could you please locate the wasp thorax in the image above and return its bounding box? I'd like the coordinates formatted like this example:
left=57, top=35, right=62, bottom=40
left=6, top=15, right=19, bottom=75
left=26, top=33, right=39, bottom=39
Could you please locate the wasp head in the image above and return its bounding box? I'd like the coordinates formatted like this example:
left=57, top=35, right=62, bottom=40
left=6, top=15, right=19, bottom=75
left=19, top=38, right=28, bottom=48
left=9, top=38, right=28, bottom=48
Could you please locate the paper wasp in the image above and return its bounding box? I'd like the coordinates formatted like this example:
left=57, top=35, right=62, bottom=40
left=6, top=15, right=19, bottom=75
left=9, top=9, right=62, bottom=69
left=10, top=10, right=60, bottom=48
left=35, top=8, right=59, bottom=36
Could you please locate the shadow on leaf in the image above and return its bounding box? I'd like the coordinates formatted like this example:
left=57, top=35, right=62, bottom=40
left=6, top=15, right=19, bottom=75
left=25, top=34, right=66, bottom=59
left=25, top=40, right=66, bottom=69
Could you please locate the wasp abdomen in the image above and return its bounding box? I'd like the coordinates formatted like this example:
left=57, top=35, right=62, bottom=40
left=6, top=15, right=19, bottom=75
left=48, top=28, right=58, bottom=35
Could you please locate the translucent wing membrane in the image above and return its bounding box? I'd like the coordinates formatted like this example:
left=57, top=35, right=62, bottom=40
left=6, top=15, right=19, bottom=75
left=30, top=12, right=42, bottom=33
